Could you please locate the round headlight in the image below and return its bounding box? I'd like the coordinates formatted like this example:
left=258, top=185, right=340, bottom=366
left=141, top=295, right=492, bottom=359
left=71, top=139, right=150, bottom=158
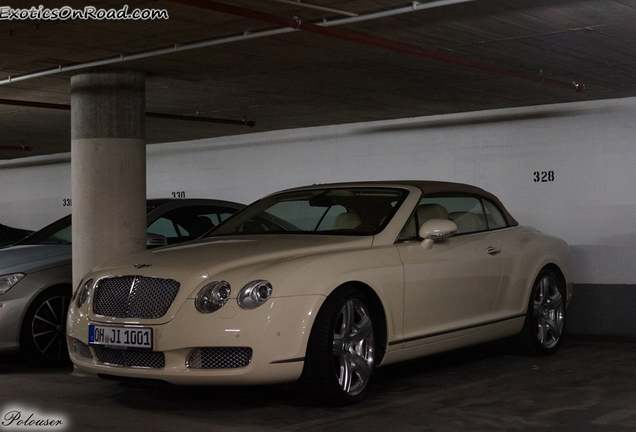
left=237, top=280, right=273, bottom=310
left=195, top=281, right=231, bottom=314
left=76, top=279, right=93, bottom=308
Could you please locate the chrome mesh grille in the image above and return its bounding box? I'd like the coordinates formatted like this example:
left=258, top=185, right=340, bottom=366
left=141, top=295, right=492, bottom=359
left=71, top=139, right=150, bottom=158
left=93, top=346, right=165, bottom=369
left=73, top=339, right=93, bottom=359
left=93, top=276, right=180, bottom=319
left=186, top=347, right=252, bottom=369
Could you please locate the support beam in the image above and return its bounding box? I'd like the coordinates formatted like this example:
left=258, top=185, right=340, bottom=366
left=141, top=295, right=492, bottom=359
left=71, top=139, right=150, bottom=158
left=0, top=97, right=255, bottom=127
left=71, top=71, right=147, bottom=289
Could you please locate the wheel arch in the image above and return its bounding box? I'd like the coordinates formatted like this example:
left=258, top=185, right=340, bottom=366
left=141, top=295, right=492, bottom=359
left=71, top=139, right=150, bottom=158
left=20, top=283, right=73, bottom=335
left=511, top=262, right=568, bottom=355
left=539, top=263, right=567, bottom=299
left=23, top=283, right=73, bottom=311
left=517, top=261, right=569, bottom=314
left=18, top=282, right=73, bottom=365
left=317, top=281, right=388, bottom=365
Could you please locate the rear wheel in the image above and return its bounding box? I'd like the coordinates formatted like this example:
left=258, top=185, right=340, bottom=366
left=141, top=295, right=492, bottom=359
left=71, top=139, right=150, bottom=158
left=300, top=287, right=376, bottom=405
left=20, top=286, right=72, bottom=367
left=514, top=269, right=566, bottom=355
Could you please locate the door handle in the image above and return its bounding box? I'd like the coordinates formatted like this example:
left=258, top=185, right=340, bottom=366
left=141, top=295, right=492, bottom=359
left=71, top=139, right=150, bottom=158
left=486, top=246, right=501, bottom=255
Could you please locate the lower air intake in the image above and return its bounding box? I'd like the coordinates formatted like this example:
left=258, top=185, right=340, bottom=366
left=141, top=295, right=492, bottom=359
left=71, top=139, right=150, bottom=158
left=94, top=346, right=165, bottom=369
left=186, top=347, right=252, bottom=369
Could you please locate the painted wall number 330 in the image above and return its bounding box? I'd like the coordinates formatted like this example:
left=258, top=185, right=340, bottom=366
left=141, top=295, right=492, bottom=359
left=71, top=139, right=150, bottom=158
left=533, top=171, right=555, bottom=183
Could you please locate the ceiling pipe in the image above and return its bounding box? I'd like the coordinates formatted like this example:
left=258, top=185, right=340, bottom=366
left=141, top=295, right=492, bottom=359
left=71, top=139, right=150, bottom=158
left=0, top=145, right=33, bottom=152
left=146, top=111, right=255, bottom=126
left=0, top=0, right=472, bottom=86
left=0, top=98, right=70, bottom=111
left=0, top=98, right=255, bottom=127
left=169, top=0, right=585, bottom=93
left=265, top=0, right=359, bottom=17
left=319, top=0, right=474, bottom=27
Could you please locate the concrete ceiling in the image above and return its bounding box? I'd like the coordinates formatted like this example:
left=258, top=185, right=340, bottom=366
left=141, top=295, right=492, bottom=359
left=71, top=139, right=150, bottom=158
left=1, top=0, right=635, bottom=160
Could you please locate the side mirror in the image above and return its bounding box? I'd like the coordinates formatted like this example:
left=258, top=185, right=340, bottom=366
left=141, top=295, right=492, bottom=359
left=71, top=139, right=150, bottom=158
left=418, top=219, right=458, bottom=250
left=147, top=233, right=168, bottom=248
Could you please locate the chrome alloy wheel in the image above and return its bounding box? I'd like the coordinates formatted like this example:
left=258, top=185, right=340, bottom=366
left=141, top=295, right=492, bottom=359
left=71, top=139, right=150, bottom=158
left=332, top=298, right=375, bottom=396
left=533, top=275, right=565, bottom=349
left=31, top=295, right=70, bottom=361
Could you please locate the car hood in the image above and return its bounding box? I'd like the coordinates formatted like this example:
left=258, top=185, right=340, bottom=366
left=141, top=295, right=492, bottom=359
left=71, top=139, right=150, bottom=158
left=86, top=235, right=373, bottom=325
left=94, top=234, right=373, bottom=278
left=0, top=244, right=72, bottom=275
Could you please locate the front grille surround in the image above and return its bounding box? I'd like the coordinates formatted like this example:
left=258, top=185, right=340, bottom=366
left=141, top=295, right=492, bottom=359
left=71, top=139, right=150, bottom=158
left=186, top=347, right=253, bottom=369
left=93, top=346, right=165, bottom=369
left=93, top=276, right=180, bottom=319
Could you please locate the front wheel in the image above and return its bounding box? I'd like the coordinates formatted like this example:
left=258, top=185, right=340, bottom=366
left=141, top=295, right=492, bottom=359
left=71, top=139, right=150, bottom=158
left=20, top=286, right=72, bottom=367
left=514, top=269, right=566, bottom=355
left=300, top=287, right=377, bottom=405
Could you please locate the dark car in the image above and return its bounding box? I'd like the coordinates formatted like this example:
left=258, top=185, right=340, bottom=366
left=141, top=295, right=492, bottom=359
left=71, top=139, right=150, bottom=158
left=0, top=223, right=32, bottom=247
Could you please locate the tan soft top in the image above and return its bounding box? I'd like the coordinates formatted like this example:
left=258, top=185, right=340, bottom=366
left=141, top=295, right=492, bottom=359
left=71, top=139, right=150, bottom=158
left=282, top=180, right=519, bottom=227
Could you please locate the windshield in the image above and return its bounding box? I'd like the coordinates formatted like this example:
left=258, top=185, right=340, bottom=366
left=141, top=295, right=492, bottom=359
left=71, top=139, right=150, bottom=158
left=209, top=187, right=408, bottom=237
left=14, top=215, right=72, bottom=245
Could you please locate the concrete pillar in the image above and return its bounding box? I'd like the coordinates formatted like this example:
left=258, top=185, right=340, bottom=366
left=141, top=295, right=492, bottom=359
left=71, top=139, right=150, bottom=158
left=71, top=71, right=146, bottom=289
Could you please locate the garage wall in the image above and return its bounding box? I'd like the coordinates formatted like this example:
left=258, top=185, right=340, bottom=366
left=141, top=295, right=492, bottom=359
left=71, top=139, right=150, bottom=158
left=150, top=97, right=636, bottom=288
left=0, top=158, right=72, bottom=230
left=1, top=96, right=636, bottom=334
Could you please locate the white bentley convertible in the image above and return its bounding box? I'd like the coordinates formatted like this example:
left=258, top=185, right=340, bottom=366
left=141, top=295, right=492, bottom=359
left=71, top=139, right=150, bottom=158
left=67, top=181, right=573, bottom=405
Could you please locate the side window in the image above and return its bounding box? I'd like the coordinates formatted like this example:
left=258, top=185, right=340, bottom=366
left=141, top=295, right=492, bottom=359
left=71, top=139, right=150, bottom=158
left=266, top=201, right=349, bottom=231
left=483, top=200, right=508, bottom=229
left=398, top=195, right=488, bottom=240
left=318, top=205, right=348, bottom=230
left=213, top=212, right=235, bottom=224
left=50, top=225, right=72, bottom=243
left=399, top=214, right=418, bottom=240
left=148, top=205, right=240, bottom=244
left=147, top=217, right=183, bottom=240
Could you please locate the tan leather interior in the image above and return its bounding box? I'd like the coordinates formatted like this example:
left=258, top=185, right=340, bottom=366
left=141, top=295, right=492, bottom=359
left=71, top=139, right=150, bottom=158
left=416, top=204, right=449, bottom=226
left=449, top=211, right=484, bottom=233
left=332, top=211, right=362, bottom=230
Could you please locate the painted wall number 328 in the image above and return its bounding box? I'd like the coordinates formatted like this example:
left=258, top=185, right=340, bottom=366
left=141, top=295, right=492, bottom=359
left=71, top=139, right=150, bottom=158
left=533, top=171, right=555, bottom=183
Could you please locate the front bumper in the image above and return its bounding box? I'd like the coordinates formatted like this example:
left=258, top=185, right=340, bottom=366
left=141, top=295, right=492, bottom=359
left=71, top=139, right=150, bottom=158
left=67, top=295, right=323, bottom=385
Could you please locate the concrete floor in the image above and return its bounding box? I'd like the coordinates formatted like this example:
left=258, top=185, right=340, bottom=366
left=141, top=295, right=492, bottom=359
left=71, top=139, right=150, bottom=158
left=1, top=337, right=635, bottom=432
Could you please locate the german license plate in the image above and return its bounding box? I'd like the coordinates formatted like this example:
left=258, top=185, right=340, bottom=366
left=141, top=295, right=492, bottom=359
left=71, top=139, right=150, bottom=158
left=89, top=325, right=152, bottom=350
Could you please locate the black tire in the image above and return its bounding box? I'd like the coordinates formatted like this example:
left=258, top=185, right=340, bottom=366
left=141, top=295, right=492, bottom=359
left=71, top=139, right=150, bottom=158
left=299, top=286, right=377, bottom=406
left=20, top=286, right=72, bottom=367
left=513, top=269, right=566, bottom=356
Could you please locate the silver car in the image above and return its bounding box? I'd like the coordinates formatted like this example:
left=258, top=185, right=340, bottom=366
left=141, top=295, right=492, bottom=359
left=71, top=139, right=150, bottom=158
left=0, top=199, right=243, bottom=366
